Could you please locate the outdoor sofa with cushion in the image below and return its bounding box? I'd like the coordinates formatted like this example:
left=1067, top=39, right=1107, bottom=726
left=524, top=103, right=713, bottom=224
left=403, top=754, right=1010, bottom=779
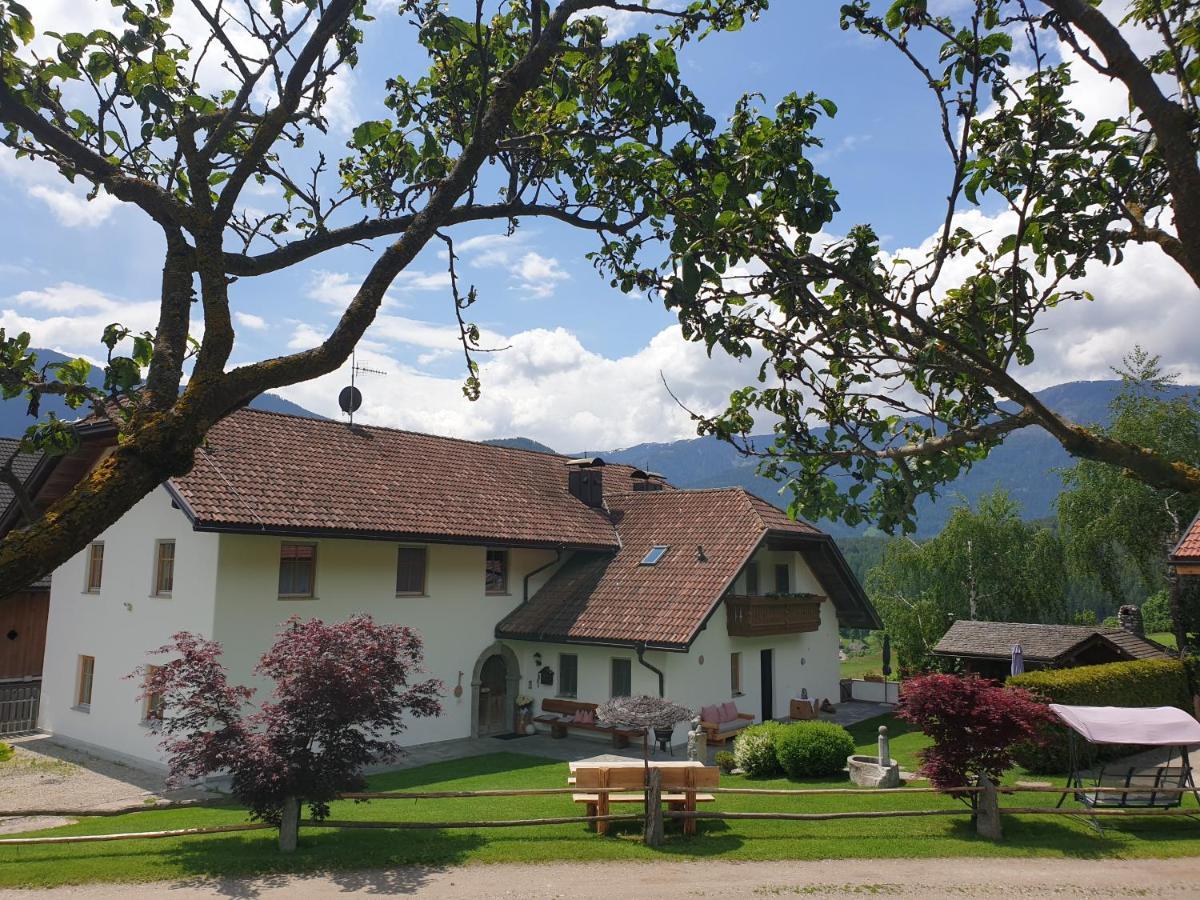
left=699, top=701, right=754, bottom=745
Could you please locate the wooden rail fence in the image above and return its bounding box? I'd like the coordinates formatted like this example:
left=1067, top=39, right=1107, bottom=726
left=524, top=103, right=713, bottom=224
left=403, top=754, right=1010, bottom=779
left=0, top=781, right=1195, bottom=849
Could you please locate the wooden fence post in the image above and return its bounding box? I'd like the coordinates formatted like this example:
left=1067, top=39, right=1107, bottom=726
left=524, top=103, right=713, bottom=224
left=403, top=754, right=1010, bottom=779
left=643, top=768, right=663, bottom=847
left=975, top=775, right=1002, bottom=841
left=278, top=796, right=300, bottom=852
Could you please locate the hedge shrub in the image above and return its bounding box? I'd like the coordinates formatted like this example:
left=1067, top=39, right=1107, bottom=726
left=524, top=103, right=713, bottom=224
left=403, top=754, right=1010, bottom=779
left=1009, top=658, right=1194, bottom=773
left=0, top=741, right=11, bottom=763
left=731, top=721, right=785, bottom=777
left=774, top=721, right=857, bottom=779
left=1008, top=658, right=1191, bottom=710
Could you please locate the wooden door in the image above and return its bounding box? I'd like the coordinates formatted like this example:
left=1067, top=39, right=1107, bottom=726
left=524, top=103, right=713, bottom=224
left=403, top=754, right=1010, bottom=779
left=479, top=654, right=509, bottom=735
left=760, top=648, right=774, bottom=721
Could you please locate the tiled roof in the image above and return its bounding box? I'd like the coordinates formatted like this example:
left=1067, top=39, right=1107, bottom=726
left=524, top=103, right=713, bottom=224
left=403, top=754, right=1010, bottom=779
left=496, top=488, right=875, bottom=648
left=169, top=408, right=630, bottom=549
left=0, top=438, right=49, bottom=589
left=1171, top=512, right=1200, bottom=562
left=933, top=619, right=1172, bottom=663
left=0, top=438, right=40, bottom=514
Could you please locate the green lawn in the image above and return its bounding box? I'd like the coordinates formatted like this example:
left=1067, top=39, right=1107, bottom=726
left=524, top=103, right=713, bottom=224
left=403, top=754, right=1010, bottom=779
left=1148, top=632, right=1177, bottom=649
left=2, top=716, right=1197, bottom=888
left=839, top=647, right=886, bottom=680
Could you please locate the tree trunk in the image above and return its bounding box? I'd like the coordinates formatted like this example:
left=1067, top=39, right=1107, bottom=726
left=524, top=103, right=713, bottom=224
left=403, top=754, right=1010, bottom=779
left=1168, top=570, right=1187, bottom=655
left=278, top=796, right=300, bottom=853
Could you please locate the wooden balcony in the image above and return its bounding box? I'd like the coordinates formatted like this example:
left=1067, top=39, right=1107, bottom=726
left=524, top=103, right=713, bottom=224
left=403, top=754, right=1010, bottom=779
left=726, top=593, right=824, bottom=637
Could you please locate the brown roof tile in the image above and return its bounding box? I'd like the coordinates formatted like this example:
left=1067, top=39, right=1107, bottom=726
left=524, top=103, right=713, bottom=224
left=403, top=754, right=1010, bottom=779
left=933, top=619, right=1172, bottom=663
left=170, top=408, right=626, bottom=549
left=1172, top=513, right=1200, bottom=562
left=497, top=488, right=876, bottom=647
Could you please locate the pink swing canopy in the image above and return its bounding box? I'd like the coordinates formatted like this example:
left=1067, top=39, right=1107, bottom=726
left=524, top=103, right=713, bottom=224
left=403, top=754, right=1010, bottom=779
left=1050, top=704, right=1200, bottom=746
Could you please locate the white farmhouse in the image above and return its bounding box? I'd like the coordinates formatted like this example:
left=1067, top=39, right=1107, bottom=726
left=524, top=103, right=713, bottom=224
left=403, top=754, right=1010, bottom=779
left=27, top=408, right=878, bottom=767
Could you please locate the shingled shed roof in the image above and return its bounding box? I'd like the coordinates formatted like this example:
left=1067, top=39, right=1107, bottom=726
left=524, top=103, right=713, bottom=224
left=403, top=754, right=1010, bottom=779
left=496, top=487, right=878, bottom=649
left=168, top=408, right=631, bottom=549
left=1171, top=512, right=1200, bottom=563
left=933, top=619, right=1172, bottom=664
left=0, top=438, right=40, bottom=514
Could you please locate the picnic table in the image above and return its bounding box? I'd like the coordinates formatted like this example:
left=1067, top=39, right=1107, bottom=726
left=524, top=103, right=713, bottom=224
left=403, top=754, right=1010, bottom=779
left=568, top=760, right=717, bottom=835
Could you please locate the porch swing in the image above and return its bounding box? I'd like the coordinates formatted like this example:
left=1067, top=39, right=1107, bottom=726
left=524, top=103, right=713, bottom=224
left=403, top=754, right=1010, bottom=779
left=1050, top=704, right=1200, bottom=830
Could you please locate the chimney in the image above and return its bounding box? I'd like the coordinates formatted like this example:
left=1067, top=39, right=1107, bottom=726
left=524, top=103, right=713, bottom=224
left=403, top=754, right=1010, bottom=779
left=1117, top=604, right=1145, bottom=636
left=566, top=457, right=605, bottom=507
left=631, top=469, right=665, bottom=492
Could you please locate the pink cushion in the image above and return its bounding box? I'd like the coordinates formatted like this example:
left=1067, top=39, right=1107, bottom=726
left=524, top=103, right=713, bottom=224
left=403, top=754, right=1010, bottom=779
left=720, top=701, right=739, bottom=723
left=701, top=704, right=721, bottom=723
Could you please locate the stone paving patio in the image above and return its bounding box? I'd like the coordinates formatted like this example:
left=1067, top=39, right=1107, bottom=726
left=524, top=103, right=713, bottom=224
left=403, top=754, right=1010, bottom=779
left=383, top=699, right=896, bottom=771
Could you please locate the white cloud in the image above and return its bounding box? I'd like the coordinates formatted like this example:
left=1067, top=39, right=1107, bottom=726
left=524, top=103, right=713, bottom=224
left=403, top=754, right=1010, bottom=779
left=885, top=207, right=1200, bottom=389
left=235, top=312, right=269, bottom=331
left=453, top=232, right=571, bottom=299
left=511, top=252, right=570, bottom=298
left=0, top=282, right=172, bottom=361
left=27, top=185, right=119, bottom=229
left=278, top=320, right=749, bottom=450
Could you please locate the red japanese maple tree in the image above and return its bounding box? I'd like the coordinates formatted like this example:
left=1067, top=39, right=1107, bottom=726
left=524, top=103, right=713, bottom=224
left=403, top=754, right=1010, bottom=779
left=133, top=615, right=441, bottom=845
left=897, top=673, right=1052, bottom=790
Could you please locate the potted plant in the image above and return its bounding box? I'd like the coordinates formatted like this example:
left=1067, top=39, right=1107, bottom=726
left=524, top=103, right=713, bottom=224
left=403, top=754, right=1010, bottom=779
left=516, top=694, right=535, bottom=734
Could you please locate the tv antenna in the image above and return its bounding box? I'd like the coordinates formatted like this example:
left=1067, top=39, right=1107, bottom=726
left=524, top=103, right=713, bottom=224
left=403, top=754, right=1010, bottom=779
left=339, top=352, right=387, bottom=426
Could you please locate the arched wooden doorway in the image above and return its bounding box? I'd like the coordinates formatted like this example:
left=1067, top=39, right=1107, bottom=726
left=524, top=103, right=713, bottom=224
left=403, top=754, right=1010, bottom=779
left=470, top=642, right=521, bottom=738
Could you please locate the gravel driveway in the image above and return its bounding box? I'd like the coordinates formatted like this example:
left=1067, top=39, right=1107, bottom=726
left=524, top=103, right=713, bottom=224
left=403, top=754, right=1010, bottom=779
left=1, top=858, right=1198, bottom=898
left=0, top=735, right=218, bottom=835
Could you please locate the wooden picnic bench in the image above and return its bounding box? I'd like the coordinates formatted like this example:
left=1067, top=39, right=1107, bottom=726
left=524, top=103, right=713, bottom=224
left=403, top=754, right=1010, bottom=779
left=534, top=698, right=643, bottom=749
left=572, top=765, right=719, bottom=836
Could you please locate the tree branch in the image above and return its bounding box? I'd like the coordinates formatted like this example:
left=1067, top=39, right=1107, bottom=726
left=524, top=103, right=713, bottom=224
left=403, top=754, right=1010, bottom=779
left=1042, top=0, right=1200, bottom=289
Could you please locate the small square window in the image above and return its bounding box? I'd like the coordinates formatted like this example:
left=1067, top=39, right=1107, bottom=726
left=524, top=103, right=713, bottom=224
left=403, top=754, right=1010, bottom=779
left=396, top=546, right=427, bottom=595
left=279, top=543, right=316, bottom=598
left=153, top=540, right=175, bottom=596
left=610, top=658, right=632, bottom=698
left=77, top=655, right=95, bottom=709
left=485, top=549, right=508, bottom=594
left=85, top=542, right=104, bottom=593
left=640, top=545, right=669, bottom=566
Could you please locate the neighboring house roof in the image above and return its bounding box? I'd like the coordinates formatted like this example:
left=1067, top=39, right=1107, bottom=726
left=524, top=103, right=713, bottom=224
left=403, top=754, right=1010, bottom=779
left=1171, top=512, right=1200, bottom=563
left=933, top=619, right=1173, bottom=664
left=167, top=408, right=654, bottom=550
left=496, top=487, right=879, bottom=650
left=0, top=437, right=49, bottom=590
left=0, top=438, right=40, bottom=511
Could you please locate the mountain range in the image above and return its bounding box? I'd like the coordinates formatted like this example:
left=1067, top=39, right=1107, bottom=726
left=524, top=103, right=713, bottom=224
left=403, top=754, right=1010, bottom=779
left=4, top=348, right=1193, bottom=539
left=0, top=348, right=323, bottom=439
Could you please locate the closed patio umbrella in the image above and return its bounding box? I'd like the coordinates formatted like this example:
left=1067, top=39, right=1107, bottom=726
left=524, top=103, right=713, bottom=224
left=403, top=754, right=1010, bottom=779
left=1011, top=643, right=1025, bottom=677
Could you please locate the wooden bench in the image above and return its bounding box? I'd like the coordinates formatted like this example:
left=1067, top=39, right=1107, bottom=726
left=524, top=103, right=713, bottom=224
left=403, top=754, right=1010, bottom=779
left=533, top=698, right=643, bottom=749
left=699, top=711, right=755, bottom=746
left=572, top=765, right=718, bottom=836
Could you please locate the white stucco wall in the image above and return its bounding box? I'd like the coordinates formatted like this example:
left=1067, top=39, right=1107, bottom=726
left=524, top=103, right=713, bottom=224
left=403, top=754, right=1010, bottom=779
left=210, top=535, right=563, bottom=747
left=510, top=546, right=843, bottom=747
left=39, top=510, right=847, bottom=764
left=40, top=487, right=220, bottom=765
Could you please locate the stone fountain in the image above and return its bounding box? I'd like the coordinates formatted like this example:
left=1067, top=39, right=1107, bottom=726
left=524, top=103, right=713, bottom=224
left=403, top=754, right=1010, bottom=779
left=846, top=725, right=901, bottom=788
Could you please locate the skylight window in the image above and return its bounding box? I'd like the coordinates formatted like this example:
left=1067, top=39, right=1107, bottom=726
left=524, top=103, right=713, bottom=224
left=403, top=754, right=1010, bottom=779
left=640, top=545, right=670, bottom=566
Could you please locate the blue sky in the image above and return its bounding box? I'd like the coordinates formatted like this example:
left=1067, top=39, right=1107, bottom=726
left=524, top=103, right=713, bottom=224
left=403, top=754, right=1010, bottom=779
left=2, top=1, right=1196, bottom=450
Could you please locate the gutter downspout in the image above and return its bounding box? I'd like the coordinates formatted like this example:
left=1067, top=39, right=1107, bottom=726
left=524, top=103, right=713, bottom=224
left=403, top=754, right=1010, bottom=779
left=523, top=547, right=563, bottom=604
left=636, top=644, right=665, bottom=698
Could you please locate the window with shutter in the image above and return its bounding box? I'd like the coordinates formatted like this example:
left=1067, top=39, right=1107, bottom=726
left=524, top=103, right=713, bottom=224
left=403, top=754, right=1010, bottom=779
left=396, top=547, right=427, bottom=595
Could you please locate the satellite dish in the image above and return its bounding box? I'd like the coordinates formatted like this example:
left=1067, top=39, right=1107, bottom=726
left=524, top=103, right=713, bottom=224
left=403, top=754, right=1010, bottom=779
left=338, top=385, right=363, bottom=415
